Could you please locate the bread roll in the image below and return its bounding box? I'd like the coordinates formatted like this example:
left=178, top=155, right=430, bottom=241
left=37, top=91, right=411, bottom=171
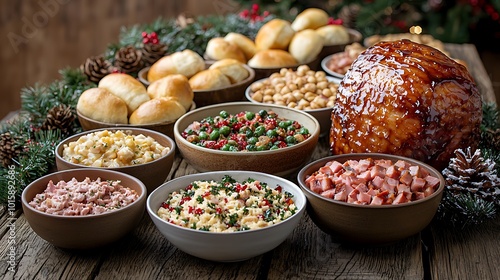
left=289, top=29, right=324, bottom=64
left=77, top=88, right=128, bottom=124
left=315, top=25, right=350, bottom=46
left=147, top=74, right=194, bottom=111
left=147, top=50, right=205, bottom=82
left=224, top=32, right=258, bottom=60
left=255, top=19, right=295, bottom=50
left=209, top=59, right=249, bottom=84
left=129, top=98, right=186, bottom=125
left=98, top=73, right=150, bottom=115
left=247, top=50, right=298, bottom=68
left=189, top=69, right=231, bottom=90
left=291, top=8, right=330, bottom=31
left=205, top=37, right=246, bottom=63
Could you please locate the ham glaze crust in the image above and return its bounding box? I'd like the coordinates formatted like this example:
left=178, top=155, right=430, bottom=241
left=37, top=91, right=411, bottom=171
left=330, top=39, right=482, bottom=170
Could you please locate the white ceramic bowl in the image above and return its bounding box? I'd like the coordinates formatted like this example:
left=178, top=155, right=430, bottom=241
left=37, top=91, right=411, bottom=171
left=245, top=77, right=341, bottom=137
left=147, top=171, right=307, bottom=262
left=320, top=53, right=347, bottom=79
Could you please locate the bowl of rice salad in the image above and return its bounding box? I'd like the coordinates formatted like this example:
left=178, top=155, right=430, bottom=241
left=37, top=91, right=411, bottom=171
left=146, top=170, right=306, bottom=262
left=21, top=168, right=147, bottom=250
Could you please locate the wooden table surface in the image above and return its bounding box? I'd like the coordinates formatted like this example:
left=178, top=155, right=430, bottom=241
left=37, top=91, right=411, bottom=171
left=1, top=44, right=499, bottom=280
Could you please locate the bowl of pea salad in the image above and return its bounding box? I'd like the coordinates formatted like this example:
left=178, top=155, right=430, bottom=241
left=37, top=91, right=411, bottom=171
left=173, top=102, right=320, bottom=178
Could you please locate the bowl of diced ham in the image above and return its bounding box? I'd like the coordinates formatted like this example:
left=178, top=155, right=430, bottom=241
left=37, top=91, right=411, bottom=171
left=21, top=168, right=147, bottom=250
left=297, top=153, right=445, bottom=245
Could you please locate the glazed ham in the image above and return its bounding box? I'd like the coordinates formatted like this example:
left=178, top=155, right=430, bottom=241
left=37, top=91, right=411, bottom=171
left=29, top=177, right=138, bottom=215
left=305, top=158, right=440, bottom=205
left=330, top=39, right=482, bottom=171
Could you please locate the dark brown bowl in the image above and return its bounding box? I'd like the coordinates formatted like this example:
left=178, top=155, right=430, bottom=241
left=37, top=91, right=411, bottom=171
left=55, top=127, right=176, bottom=193
left=138, top=63, right=256, bottom=108
left=297, top=153, right=445, bottom=245
left=21, top=168, right=146, bottom=250
left=318, top=28, right=363, bottom=62
left=77, top=102, right=196, bottom=140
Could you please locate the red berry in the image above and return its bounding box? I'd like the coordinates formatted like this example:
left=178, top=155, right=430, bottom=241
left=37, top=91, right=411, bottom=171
left=143, top=38, right=150, bottom=44
left=141, top=31, right=148, bottom=38
left=152, top=38, right=159, bottom=44
left=150, top=31, right=157, bottom=38
left=252, top=4, right=259, bottom=11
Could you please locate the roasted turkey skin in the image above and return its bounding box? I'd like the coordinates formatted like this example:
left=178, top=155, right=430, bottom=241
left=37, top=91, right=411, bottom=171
left=330, top=39, right=482, bottom=171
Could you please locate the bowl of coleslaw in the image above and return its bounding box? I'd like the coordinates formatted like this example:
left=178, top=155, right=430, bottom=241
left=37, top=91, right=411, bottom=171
left=146, top=170, right=307, bottom=262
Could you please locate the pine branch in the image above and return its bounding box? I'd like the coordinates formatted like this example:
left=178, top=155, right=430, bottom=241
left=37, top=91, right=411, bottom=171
left=437, top=192, right=497, bottom=229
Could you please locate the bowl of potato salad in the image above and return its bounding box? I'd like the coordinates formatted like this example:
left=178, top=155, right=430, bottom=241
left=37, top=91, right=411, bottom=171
left=55, top=127, right=176, bottom=193
left=146, top=170, right=306, bottom=262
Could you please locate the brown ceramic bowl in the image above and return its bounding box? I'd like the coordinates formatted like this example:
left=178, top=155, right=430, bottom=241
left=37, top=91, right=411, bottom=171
left=21, top=168, right=147, bottom=250
left=77, top=101, right=196, bottom=140
left=55, top=127, right=176, bottom=193
left=138, top=63, right=256, bottom=108
left=297, top=153, right=445, bottom=245
left=250, top=57, right=321, bottom=81
left=245, top=76, right=342, bottom=137
left=318, top=28, right=363, bottom=61
left=174, top=102, right=320, bottom=178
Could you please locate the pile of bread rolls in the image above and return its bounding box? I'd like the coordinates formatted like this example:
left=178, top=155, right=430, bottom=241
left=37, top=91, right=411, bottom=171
left=147, top=49, right=250, bottom=91
left=204, top=8, right=352, bottom=68
left=77, top=72, right=193, bottom=125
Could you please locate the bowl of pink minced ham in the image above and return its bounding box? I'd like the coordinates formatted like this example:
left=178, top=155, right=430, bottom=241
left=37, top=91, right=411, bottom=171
left=297, top=153, right=445, bottom=245
left=21, top=168, right=147, bottom=250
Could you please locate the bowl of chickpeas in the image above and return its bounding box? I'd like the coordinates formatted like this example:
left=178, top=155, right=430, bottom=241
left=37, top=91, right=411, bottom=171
left=55, top=127, right=176, bottom=193
left=245, top=65, right=341, bottom=136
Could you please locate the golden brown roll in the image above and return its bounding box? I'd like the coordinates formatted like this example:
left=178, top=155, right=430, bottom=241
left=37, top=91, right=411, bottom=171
left=255, top=19, right=295, bottom=50
left=247, top=49, right=298, bottom=68
left=209, top=59, right=249, bottom=84
left=189, top=69, right=231, bottom=90
left=205, top=37, right=247, bottom=63
left=147, top=49, right=205, bottom=82
left=129, top=98, right=186, bottom=125
left=147, top=74, right=194, bottom=111
left=77, top=88, right=128, bottom=124
left=315, top=25, right=350, bottom=46
left=224, top=32, right=258, bottom=60
left=291, top=8, right=329, bottom=31
left=98, top=73, right=150, bottom=115
left=288, top=29, right=324, bottom=64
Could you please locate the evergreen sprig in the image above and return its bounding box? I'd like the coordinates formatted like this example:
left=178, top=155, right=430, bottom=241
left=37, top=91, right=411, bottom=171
left=437, top=192, right=497, bottom=229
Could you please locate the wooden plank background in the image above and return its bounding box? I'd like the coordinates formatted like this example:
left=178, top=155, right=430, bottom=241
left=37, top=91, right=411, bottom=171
left=0, top=0, right=241, bottom=119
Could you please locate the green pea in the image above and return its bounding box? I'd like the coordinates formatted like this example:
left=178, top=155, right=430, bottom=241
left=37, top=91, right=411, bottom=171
left=229, top=146, right=239, bottom=152
left=247, top=137, right=258, bottom=145
left=228, top=139, right=238, bottom=146
left=270, top=145, right=279, bottom=150
left=258, top=110, right=267, bottom=118
left=209, top=129, right=220, bottom=141
left=221, top=144, right=232, bottom=151
left=285, top=135, right=296, bottom=144
left=219, top=126, right=231, bottom=136
left=278, top=120, right=292, bottom=128
left=254, top=126, right=266, bottom=136
left=266, top=129, right=278, bottom=138
left=220, top=110, right=229, bottom=119
left=198, top=131, right=209, bottom=140
left=245, top=111, right=255, bottom=120
left=257, top=145, right=268, bottom=151
left=245, top=129, right=253, bottom=138
left=287, top=125, right=296, bottom=132
left=246, top=144, right=256, bottom=151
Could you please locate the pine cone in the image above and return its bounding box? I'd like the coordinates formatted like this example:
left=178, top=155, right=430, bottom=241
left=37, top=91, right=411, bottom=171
left=41, top=104, right=75, bottom=136
left=442, top=147, right=500, bottom=205
left=141, top=43, right=168, bottom=66
left=337, top=4, right=361, bottom=29
left=0, top=132, right=22, bottom=167
left=81, top=55, right=111, bottom=83
left=114, top=46, right=144, bottom=74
